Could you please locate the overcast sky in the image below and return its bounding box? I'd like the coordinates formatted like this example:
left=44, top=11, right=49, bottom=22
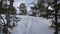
left=13, top=0, right=34, bottom=14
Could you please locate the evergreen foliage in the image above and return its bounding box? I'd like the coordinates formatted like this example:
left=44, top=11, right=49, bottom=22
left=18, top=3, right=27, bottom=15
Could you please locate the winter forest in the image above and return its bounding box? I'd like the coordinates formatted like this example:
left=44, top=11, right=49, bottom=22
left=0, top=0, right=60, bottom=34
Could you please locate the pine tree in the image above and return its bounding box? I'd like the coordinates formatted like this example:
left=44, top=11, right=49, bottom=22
left=18, top=3, right=27, bottom=15
left=0, top=0, right=2, bottom=14
left=30, top=6, right=36, bottom=16
left=32, top=0, right=47, bottom=17
left=1, top=0, right=16, bottom=34
left=0, top=0, right=16, bottom=15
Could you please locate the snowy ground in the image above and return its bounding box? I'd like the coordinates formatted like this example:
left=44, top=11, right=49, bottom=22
left=9, top=15, right=55, bottom=34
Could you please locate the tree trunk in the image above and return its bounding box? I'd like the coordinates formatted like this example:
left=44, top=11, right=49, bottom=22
left=54, top=0, right=58, bottom=34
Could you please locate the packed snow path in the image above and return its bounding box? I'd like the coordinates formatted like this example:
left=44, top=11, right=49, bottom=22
left=11, top=15, right=54, bottom=34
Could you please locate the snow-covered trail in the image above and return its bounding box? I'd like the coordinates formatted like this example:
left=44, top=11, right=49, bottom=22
left=11, top=15, right=54, bottom=34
